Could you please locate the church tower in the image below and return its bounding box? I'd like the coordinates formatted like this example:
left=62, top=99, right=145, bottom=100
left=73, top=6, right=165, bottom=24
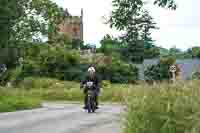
left=58, top=8, right=84, bottom=42
left=80, top=8, right=84, bottom=41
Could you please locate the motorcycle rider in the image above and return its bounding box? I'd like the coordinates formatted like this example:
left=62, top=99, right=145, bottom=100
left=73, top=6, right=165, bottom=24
left=80, top=66, right=100, bottom=109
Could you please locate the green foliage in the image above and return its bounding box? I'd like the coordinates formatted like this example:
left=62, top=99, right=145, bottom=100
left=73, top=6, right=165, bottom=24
left=159, top=46, right=200, bottom=59
left=0, top=70, right=12, bottom=86
left=12, top=45, right=138, bottom=84
left=109, top=0, right=178, bottom=61
left=142, top=11, right=160, bottom=59
left=192, top=72, right=200, bottom=80
left=0, top=0, right=64, bottom=47
left=96, top=56, right=138, bottom=83
left=102, top=80, right=111, bottom=88
left=124, top=81, right=200, bottom=133
left=0, top=64, right=24, bottom=86
left=0, top=0, right=21, bottom=47
left=166, top=47, right=192, bottom=59
left=0, top=48, right=20, bottom=68
left=145, top=57, right=176, bottom=81
left=144, top=65, right=161, bottom=81
left=0, top=89, right=41, bottom=112
left=18, top=77, right=80, bottom=89
left=72, top=39, right=83, bottom=49
left=14, top=77, right=129, bottom=102
left=154, top=0, right=177, bottom=10
left=109, top=0, right=158, bottom=62
left=144, top=46, right=160, bottom=59
left=190, top=47, right=200, bottom=58
left=99, top=34, right=124, bottom=55
left=21, top=45, right=83, bottom=81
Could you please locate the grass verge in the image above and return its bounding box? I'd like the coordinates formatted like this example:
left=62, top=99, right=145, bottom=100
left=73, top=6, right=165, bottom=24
left=0, top=88, right=41, bottom=112
left=123, top=80, right=200, bottom=133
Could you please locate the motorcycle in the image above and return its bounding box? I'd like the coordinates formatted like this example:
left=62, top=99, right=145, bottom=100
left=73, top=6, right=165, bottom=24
left=85, top=81, right=97, bottom=113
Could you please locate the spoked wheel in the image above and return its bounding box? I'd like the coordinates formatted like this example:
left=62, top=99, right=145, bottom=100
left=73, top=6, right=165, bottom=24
left=91, top=100, right=96, bottom=113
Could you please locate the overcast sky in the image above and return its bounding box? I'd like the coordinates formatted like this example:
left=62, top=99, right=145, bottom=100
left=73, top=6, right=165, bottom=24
left=54, top=0, right=200, bottom=50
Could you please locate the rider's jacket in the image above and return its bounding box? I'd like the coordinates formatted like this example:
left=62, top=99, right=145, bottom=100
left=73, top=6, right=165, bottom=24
left=80, top=75, right=100, bottom=94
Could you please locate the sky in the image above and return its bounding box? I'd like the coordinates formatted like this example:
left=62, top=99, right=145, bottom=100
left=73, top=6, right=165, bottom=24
left=53, top=0, right=200, bottom=50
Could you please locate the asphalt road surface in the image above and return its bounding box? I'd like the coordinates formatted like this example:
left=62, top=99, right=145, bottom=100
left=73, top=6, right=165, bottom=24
left=0, top=103, right=123, bottom=133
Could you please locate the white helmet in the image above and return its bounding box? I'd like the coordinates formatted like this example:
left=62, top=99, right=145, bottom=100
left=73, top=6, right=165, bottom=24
left=88, top=67, right=96, bottom=73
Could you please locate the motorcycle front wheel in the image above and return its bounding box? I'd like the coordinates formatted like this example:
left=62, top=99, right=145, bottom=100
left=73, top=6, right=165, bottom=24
left=87, top=96, right=92, bottom=113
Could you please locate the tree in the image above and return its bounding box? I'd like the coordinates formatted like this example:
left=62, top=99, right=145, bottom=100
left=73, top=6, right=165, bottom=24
left=0, top=0, right=22, bottom=47
left=109, top=0, right=158, bottom=63
left=0, top=0, right=65, bottom=48
left=144, top=46, right=160, bottom=59
left=108, top=0, right=178, bottom=62
left=154, top=0, right=176, bottom=10
left=100, top=34, right=122, bottom=55
left=142, top=11, right=160, bottom=59
left=169, top=47, right=181, bottom=55
left=190, top=47, right=200, bottom=58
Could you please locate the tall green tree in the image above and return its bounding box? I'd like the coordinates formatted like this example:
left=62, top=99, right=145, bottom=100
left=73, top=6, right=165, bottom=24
left=0, top=0, right=65, bottom=48
left=109, top=0, right=158, bottom=62
left=0, top=0, right=22, bottom=47
left=108, top=0, right=177, bottom=62
left=141, top=11, right=160, bottom=59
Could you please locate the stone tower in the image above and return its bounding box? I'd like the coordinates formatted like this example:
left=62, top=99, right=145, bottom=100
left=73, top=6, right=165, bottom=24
left=58, top=9, right=83, bottom=42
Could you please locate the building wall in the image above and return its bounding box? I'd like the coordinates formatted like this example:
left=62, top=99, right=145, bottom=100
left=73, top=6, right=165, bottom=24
left=58, top=9, right=83, bottom=42
left=176, top=59, right=200, bottom=80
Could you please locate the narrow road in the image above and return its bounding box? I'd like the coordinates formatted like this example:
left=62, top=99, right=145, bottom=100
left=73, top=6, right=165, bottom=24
left=0, top=103, right=123, bottom=133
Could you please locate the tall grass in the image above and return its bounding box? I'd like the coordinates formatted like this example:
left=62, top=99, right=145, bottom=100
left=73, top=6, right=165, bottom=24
left=2, top=75, right=200, bottom=133
left=0, top=88, right=41, bottom=112
left=17, top=77, right=130, bottom=102
left=123, top=80, right=200, bottom=133
left=0, top=77, right=130, bottom=112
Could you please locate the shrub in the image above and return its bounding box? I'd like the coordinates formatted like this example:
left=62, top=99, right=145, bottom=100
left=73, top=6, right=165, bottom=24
left=192, top=72, right=200, bottom=79
left=10, top=45, right=138, bottom=83
left=96, top=57, right=138, bottom=83
left=145, top=57, right=176, bottom=82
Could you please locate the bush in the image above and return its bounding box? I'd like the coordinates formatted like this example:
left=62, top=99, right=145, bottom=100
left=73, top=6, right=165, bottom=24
left=124, top=80, right=200, bottom=133
left=22, top=46, right=81, bottom=79
left=145, top=57, right=176, bottom=82
left=10, top=44, right=138, bottom=83
left=96, top=56, right=138, bottom=83
left=192, top=72, right=200, bottom=79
